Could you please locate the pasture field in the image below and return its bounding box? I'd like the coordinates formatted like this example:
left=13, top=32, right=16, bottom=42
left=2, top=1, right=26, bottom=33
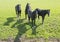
left=0, top=0, right=60, bottom=39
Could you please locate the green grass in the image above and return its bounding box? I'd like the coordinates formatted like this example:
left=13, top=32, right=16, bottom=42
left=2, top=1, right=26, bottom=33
left=0, top=0, right=60, bottom=39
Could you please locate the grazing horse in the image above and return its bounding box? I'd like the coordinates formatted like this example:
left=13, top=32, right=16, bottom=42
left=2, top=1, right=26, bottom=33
left=15, top=4, right=21, bottom=21
left=28, top=9, right=37, bottom=27
left=36, top=8, right=50, bottom=24
left=25, top=3, right=31, bottom=19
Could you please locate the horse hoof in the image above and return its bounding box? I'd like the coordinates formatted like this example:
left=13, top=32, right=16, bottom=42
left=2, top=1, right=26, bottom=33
left=14, top=26, right=17, bottom=28
left=32, top=26, right=36, bottom=28
left=34, top=26, right=36, bottom=28
left=32, top=26, right=34, bottom=28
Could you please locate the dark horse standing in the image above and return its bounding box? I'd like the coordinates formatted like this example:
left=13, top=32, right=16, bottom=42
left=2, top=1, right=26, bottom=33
left=15, top=4, right=21, bottom=21
left=28, top=8, right=37, bottom=27
left=25, top=3, right=30, bottom=19
left=25, top=3, right=37, bottom=27
left=36, top=8, right=50, bottom=24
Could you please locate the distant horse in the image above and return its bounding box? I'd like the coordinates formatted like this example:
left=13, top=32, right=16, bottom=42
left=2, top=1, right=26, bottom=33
left=25, top=3, right=31, bottom=19
left=28, top=9, right=37, bottom=27
left=36, top=8, right=50, bottom=24
left=15, top=4, right=21, bottom=20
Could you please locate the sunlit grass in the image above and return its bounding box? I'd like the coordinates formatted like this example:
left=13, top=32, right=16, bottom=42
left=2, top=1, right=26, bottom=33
left=0, top=0, right=60, bottom=39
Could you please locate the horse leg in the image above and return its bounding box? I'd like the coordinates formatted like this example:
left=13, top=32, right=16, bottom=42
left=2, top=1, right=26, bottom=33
left=38, top=14, right=39, bottom=19
left=34, top=19, right=36, bottom=28
left=32, top=19, right=34, bottom=27
left=19, top=11, right=21, bottom=18
left=28, top=16, right=30, bottom=22
left=17, top=15, right=19, bottom=21
left=25, top=14, right=27, bottom=19
left=20, top=13, right=21, bottom=17
left=42, top=16, right=45, bottom=24
left=34, top=19, right=36, bottom=26
left=18, top=11, right=20, bottom=20
left=16, top=11, right=20, bottom=21
left=32, top=19, right=36, bottom=28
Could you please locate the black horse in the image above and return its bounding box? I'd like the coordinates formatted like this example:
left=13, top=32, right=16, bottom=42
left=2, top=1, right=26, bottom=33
left=25, top=3, right=31, bottom=19
left=25, top=3, right=37, bottom=27
left=15, top=4, right=21, bottom=21
left=28, top=9, right=37, bottom=27
left=36, top=8, right=50, bottom=24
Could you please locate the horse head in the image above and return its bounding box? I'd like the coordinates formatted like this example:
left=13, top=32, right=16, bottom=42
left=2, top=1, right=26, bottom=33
left=47, top=9, right=50, bottom=17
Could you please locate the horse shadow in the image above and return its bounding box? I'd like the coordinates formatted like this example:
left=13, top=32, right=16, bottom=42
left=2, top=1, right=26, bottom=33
left=3, top=17, right=16, bottom=26
left=9, top=18, right=29, bottom=42
left=11, top=19, right=40, bottom=42
left=12, top=22, right=28, bottom=42
left=12, top=21, right=36, bottom=42
left=3, top=17, right=42, bottom=42
left=3, top=17, right=28, bottom=42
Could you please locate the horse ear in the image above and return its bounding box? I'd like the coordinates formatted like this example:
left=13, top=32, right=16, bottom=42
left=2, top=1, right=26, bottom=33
left=36, top=10, right=38, bottom=14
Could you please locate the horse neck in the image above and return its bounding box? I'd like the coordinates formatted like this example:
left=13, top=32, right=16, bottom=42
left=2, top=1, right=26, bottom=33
left=45, top=10, right=50, bottom=16
left=32, top=10, right=36, bottom=14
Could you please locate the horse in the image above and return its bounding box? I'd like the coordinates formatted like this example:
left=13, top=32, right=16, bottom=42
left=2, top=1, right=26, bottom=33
left=25, top=3, right=37, bottom=27
left=15, top=4, right=21, bottom=21
left=28, top=9, right=38, bottom=28
left=36, top=8, right=50, bottom=24
left=25, top=3, right=31, bottom=19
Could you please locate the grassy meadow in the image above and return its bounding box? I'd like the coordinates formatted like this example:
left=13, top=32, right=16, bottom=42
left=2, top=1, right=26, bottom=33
left=0, top=0, right=60, bottom=39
